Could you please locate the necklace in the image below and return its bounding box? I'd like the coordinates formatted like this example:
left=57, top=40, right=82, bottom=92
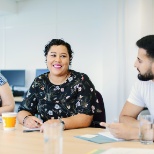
left=49, top=72, right=70, bottom=85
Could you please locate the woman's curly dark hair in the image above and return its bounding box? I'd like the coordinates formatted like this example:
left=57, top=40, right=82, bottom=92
left=44, top=39, right=74, bottom=65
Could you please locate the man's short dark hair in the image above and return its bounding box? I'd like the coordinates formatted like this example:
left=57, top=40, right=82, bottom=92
left=136, top=35, right=154, bottom=59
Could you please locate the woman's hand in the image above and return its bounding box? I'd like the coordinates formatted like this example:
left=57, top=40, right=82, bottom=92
left=23, top=116, right=43, bottom=129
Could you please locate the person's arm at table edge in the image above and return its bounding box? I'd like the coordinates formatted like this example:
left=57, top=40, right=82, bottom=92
left=118, top=101, right=143, bottom=140
left=17, top=110, right=43, bottom=129
left=61, top=114, right=93, bottom=129
left=100, top=121, right=140, bottom=140
left=17, top=110, right=33, bottom=125
left=100, top=101, right=143, bottom=140
left=119, top=101, right=143, bottom=127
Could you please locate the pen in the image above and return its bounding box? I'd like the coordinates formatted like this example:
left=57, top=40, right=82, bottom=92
left=35, top=119, right=43, bottom=127
left=35, top=121, right=42, bottom=127
left=23, top=129, right=40, bottom=133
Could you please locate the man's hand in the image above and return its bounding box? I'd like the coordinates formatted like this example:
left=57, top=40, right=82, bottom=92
left=100, top=122, right=139, bottom=140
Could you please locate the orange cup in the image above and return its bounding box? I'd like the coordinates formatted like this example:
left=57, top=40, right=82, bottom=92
left=2, top=112, right=17, bottom=131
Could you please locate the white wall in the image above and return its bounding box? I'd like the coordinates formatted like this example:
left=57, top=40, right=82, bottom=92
left=0, top=0, right=154, bottom=122
left=0, top=0, right=16, bottom=16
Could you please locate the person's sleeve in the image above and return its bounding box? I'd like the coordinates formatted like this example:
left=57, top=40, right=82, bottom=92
left=0, top=73, right=7, bottom=86
left=127, top=81, right=145, bottom=107
left=18, top=80, right=38, bottom=115
left=75, top=74, right=101, bottom=115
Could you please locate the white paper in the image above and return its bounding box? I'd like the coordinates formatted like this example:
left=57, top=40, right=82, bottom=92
left=80, top=134, right=98, bottom=138
left=98, top=131, right=124, bottom=141
left=102, top=148, right=154, bottom=154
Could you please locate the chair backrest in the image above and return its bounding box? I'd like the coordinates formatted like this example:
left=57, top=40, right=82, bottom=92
left=137, top=108, right=150, bottom=120
left=90, top=90, right=106, bottom=128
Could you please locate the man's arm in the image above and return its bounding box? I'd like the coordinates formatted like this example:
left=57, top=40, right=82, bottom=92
left=100, top=101, right=144, bottom=140
left=119, top=101, right=144, bottom=127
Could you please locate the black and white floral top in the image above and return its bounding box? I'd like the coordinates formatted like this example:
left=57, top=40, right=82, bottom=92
left=18, top=70, right=101, bottom=122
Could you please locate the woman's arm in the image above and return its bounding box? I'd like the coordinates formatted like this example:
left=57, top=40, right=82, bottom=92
left=0, top=83, right=15, bottom=115
left=40, top=113, right=93, bottom=132
left=61, top=113, right=93, bottom=129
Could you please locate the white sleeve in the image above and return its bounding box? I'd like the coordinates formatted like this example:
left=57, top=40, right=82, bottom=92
left=127, top=81, right=145, bottom=107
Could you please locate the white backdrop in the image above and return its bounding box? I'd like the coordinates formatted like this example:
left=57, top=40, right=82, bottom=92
left=0, top=0, right=154, bottom=122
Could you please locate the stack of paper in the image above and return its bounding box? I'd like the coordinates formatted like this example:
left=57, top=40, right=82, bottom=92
left=98, top=131, right=124, bottom=141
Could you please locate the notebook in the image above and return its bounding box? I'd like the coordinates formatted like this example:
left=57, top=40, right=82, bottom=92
left=75, top=134, right=117, bottom=144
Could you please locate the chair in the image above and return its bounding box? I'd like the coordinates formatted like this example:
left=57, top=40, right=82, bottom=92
left=90, top=90, right=106, bottom=128
left=35, top=69, right=49, bottom=77
left=137, top=107, right=150, bottom=120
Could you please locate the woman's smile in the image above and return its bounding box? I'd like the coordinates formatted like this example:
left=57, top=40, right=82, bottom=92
left=53, top=64, right=62, bottom=68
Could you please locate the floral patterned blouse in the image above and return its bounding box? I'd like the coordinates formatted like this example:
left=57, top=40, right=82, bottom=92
left=18, top=70, right=101, bottom=122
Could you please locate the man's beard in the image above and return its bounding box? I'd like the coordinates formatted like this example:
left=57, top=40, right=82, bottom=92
left=138, top=69, right=154, bottom=81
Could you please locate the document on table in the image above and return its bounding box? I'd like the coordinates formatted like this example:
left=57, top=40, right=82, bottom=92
left=98, top=131, right=124, bottom=141
left=101, top=148, right=154, bottom=154
left=75, top=133, right=116, bottom=144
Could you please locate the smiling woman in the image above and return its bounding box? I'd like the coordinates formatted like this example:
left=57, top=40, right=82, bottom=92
left=17, top=39, right=102, bottom=132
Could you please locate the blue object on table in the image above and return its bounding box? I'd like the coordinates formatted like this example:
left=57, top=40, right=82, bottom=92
left=75, top=134, right=118, bottom=144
